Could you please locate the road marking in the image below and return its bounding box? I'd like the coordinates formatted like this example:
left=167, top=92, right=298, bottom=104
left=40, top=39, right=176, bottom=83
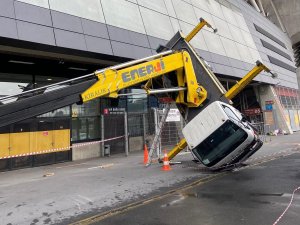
left=87, top=163, right=114, bottom=170
left=78, top=195, right=93, bottom=203
left=71, top=147, right=300, bottom=225
left=178, top=151, right=191, bottom=156
left=56, top=162, right=88, bottom=169
left=72, top=198, right=86, bottom=205
left=43, top=172, right=54, bottom=177
left=69, top=173, right=226, bottom=225
left=161, top=194, right=185, bottom=207
left=273, top=186, right=300, bottom=225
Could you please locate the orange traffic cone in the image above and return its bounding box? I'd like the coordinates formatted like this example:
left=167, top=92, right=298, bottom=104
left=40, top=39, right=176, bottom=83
left=161, top=150, right=171, bottom=171
left=143, top=144, right=149, bottom=165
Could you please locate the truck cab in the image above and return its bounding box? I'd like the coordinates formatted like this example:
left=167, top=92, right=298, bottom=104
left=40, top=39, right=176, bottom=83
left=183, top=101, right=263, bottom=170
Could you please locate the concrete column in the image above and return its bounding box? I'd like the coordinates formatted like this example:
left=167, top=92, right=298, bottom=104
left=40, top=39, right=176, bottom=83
left=256, top=0, right=266, bottom=16
left=258, top=85, right=293, bottom=134
left=101, top=115, right=105, bottom=157
left=249, top=0, right=261, bottom=13
left=124, top=111, right=129, bottom=156
left=297, top=68, right=300, bottom=88
left=269, top=0, right=287, bottom=33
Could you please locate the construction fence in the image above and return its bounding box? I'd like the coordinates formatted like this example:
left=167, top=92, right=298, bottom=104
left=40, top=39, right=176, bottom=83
left=125, top=104, right=185, bottom=157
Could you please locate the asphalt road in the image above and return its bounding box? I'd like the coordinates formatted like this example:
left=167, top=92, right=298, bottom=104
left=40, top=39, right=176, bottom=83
left=1, top=132, right=299, bottom=225
left=89, top=153, right=300, bottom=225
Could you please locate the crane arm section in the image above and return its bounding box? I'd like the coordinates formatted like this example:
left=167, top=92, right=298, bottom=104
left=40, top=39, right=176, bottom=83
left=167, top=61, right=276, bottom=161
left=81, top=51, right=207, bottom=108
left=0, top=17, right=215, bottom=128
left=225, top=61, right=277, bottom=100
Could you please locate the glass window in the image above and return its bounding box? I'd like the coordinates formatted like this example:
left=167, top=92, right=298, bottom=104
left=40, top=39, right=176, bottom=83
left=72, top=99, right=100, bottom=117
left=35, top=75, right=66, bottom=87
left=101, top=0, right=146, bottom=34
left=202, top=29, right=226, bottom=55
left=222, top=105, right=241, bottom=121
left=179, top=21, right=208, bottom=51
left=71, top=118, right=79, bottom=142
left=192, top=120, right=248, bottom=167
left=126, top=89, right=147, bottom=113
left=140, top=7, right=174, bottom=40
left=220, top=37, right=241, bottom=60
left=71, top=99, right=101, bottom=142
left=137, top=0, right=168, bottom=15
left=0, top=82, right=28, bottom=103
left=72, top=117, right=100, bottom=141
left=78, top=118, right=87, bottom=141
left=39, top=106, right=70, bottom=117
left=17, top=0, right=49, bottom=8
left=127, top=98, right=147, bottom=112
left=172, top=0, right=198, bottom=25
left=49, top=0, right=105, bottom=23
left=0, top=73, right=33, bottom=104
left=87, top=117, right=100, bottom=139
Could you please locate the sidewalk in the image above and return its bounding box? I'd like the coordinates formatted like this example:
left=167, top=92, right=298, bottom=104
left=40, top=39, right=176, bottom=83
left=0, top=132, right=299, bottom=225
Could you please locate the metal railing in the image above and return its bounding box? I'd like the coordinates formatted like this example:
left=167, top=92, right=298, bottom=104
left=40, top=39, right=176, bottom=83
left=251, top=122, right=272, bottom=142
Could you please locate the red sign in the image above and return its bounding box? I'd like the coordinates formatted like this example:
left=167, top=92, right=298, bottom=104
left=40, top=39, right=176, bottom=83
left=242, top=108, right=261, bottom=116
left=43, top=131, right=49, bottom=136
left=265, top=100, right=274, bottom=104
left=103, top=108, right=109, bottom=115
left=276, top=88, right=299, bottom=97
left=158, top=97, right=174, bottom=103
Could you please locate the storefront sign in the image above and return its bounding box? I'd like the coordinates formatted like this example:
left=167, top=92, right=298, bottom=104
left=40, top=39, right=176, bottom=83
left=72, top=109, right=78, bottom=117
left=105, top=108, right=125, bottom=115
left=158, top=97, right=174, bottom=103
left=265, top=100, right=274, bottom=105
left=265, top=100, right=274, bottom=111
left=243, top=108, right=261, bottom=116
left=103, top=108, right=109, bottom=115
left=266, top=104, right=273, bottom=111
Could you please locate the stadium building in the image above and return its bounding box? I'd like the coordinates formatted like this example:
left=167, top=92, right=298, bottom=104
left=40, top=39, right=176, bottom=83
left=0, top=0, right=298, bottom=170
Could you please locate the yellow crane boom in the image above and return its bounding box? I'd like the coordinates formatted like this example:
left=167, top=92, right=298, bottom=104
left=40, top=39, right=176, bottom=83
left=81, top=51, right=207, bottom=108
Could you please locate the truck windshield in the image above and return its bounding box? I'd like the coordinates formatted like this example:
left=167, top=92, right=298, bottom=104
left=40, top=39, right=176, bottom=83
left=192, top=120, right=248, bottom=167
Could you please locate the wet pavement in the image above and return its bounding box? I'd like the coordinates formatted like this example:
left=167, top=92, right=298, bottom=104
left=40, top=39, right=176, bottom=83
left=0, top=132, right=299, bottom=225
left=90, top=153, right=300, bottom=225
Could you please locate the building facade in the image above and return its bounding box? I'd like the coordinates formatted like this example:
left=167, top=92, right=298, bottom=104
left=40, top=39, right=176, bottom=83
left=258, top=0, right=300, bottom=102
left=0, top=0, right=299, bottom=170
